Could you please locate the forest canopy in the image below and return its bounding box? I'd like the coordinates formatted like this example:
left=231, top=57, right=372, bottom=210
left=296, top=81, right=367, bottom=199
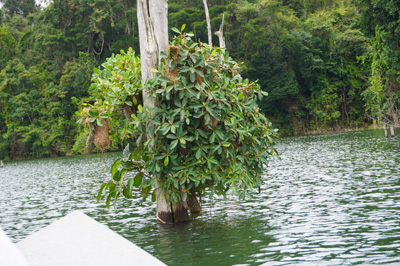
left=0, top=0, right=399, bottom=160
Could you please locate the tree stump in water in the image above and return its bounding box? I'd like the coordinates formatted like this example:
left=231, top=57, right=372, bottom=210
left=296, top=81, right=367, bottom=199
left=186, top=188, right=201, bottom=214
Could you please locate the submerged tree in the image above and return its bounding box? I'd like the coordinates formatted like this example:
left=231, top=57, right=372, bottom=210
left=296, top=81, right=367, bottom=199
left=90, top=30, right=279, bottom=223
left=80, top=0, right=279, bottom=223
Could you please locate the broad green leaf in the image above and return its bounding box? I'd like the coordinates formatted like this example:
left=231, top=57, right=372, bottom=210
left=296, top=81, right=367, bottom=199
left=167, top=134, right=177, bottom=139
left=112, top=170, right=121, bottom=181
left=111, top=158, right=121, bottom=175
left=154, top=154, right=166, bottom=160
left=209, top=158, right=219, bottom=165
left=97, top=183, right=107, bottom=202
left=190, top=73, right=196, bottom=83
left=210, top=49, right=216, bottom=57
left=194, top=58, right=204, bottom=68
left=122, top=144, right=130, bottom=159
left=180, top=66, right=190, bottom=72
left=106, top=194, right=112, bottom=209
left=126, top=178, right=134, bottom=198
left=159, top=76, right=172, bottom=83
left=170, top=139, right=179, bottom=150
left=133, top=146, right=140, bottom=161
left=210, top=133, right=216, bottom=143
left=195, top=148, right=202, bottom=159
left=172, top=27, right=180, bottom=34
left=134, top=173, right=143, bottom=188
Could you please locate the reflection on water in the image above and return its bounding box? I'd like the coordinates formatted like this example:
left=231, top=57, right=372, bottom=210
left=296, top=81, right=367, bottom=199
left=0, top=129, right=399, bottom=265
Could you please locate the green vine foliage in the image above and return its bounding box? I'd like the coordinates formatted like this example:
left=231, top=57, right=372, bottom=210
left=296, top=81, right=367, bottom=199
left=77, top=48, right=142, bottom=143
left=97, top=28, right=279, bottom=207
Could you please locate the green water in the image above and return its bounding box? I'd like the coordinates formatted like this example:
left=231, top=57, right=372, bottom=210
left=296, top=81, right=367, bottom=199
left=1, top=129, right=399, bottom=265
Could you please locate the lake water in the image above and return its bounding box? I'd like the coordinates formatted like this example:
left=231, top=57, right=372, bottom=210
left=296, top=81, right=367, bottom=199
left=1, top=129, right=399, bottom=265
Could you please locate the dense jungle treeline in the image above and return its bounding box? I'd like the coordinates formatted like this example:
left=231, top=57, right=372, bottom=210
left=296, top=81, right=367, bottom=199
left=0, top=0, right=399, bottom=160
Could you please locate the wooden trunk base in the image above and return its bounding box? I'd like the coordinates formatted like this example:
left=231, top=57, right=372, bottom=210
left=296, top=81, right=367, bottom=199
left=172, top=202, right=189, bottom=223
left=186, top=189, right=201, bottom=214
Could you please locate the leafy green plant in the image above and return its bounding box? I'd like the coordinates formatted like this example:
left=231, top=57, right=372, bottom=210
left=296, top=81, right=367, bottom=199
left=77, top=48, right=142, bottom=144
left=96, top=28, right=279, bottom=207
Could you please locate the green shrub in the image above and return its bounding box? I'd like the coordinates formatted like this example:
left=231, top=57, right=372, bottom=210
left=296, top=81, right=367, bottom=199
left=94, top=30, right=279, bottom=207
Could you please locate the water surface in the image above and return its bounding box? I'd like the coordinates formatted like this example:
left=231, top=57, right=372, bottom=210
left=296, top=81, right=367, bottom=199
left=0, top=129, right=399, bottom=265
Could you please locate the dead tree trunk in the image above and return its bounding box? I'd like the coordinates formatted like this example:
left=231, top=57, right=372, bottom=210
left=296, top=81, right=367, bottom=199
left=137, top=0, right=189, bottom=223
left=390, top=126, right=395, bottom=137
left=203, top=0, right=212, bottom=46
left=214, top=14, right=225, bottom=49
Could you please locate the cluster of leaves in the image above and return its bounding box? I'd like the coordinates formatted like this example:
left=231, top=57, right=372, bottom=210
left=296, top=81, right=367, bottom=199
left=98, top=143, right=154, bottom=208
left=0, top=0, right=139, bottom=160
left=77, top=48, right=142, bottom=143
left=99, top=28, right=279, bottom=206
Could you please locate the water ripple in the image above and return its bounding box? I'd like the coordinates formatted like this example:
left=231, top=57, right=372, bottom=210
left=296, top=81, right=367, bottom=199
left=0, top=129, right=399, bottom=265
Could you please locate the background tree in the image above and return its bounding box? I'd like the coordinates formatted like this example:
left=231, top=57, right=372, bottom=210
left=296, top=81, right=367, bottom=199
left=0, top=0, right=37, bottom=16
left=356, top=0, right=400, bottom=132
left=1, top=0, right=398, bottom=161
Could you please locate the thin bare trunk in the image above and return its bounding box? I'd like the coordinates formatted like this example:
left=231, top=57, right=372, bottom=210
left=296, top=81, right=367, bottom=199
left=137, top=0, right=168, bottom=83
left=203, top=0, right=212, bottom=46
left=214, top=14, right=225, bottom=49
left=137, top=0, right=189, bottom=223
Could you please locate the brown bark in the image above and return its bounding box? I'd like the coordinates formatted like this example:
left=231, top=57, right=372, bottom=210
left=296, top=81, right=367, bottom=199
left=172, top=198, right=190, bottom=222
left=186, top=188, right=201, bottom=214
